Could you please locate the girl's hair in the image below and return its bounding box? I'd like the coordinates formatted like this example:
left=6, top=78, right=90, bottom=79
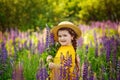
left=58, top=27, right=78, bottom=51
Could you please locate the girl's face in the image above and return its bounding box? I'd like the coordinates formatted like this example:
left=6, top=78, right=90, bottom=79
left=58, top=30, right=73, bottom=46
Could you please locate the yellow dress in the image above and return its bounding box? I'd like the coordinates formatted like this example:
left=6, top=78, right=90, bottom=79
left=50, top=45, right=76, bottom=80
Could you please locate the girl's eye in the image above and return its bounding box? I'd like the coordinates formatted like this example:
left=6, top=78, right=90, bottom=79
left=58, top=35, right=61, bottom=37
left=63, top=35, right=67, bottom=37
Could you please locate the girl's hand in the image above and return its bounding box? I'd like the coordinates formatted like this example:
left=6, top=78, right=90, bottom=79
left=46, top=55, right=53, bottom=62
left=49, top=62, right=55, bottom=69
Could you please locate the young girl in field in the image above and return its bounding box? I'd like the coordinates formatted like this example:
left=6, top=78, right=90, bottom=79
left=47, top=21, right=81, bottom=80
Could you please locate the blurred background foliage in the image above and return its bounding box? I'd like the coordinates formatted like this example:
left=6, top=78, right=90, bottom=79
left=0, top=0, right=120, bottom=31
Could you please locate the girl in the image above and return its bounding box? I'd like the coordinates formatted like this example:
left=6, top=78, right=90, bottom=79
left=47, top=21, right=81, bottom=80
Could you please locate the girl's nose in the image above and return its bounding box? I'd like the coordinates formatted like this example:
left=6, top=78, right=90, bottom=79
left=60, top=36, right=64, bottom=40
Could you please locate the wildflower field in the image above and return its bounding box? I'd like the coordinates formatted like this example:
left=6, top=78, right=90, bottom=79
left=0, top=21, right=120, bottom=80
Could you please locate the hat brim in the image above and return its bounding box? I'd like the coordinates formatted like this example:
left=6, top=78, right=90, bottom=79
left=51, top=24, right=81, bottom=41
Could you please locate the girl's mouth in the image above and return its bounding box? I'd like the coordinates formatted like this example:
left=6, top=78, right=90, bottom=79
left=61, top=41, right=66, bottom=42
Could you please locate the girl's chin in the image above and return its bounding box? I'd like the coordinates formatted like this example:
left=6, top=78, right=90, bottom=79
left=60, top=43, right=68, bottom=46
left=60, top=43, right=66, bottom=46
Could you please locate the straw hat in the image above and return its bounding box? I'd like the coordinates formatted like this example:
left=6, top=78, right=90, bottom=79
left=51, top=21, right=82, bottom=41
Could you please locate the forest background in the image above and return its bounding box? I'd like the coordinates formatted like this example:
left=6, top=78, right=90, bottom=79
left=0, top=0, right=120, bottom=31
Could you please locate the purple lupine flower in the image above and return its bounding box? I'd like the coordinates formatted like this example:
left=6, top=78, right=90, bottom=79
left=77, top=37, right=83, bottom=47
left=117, top=57, right=120, bottom=80
left=10, top=28, right=17, bottom=40
left=62, top=67, right=67, bottom=79
left=59, top=65, right=63, bottom=80
left=86, top=45, right=89, bottom=54
left=23, top=40, right=28, bottom=49
left=59, top=63, right=67, bottom=79
left=101, top=35, right=107, bottom=49
left=59, top=53, right=64, bottom=80
left=14, top=28, right=19, bottom=38
left=111, top=36, right=117, bottom=68
left=12, top=37, right=18, bottom=59
left=37, top=40, right=45, bottom=54
left=12, top=62, right=24, bottom=80
left=50, top=33, right=55, bottom=45
left=64, top=53, right=72, bottom=80
left=36, top=67, right=48, bottom=80
left=41, top=38, right=45, bottom=53
left=36, top=59, right=48, bottom=80
left=2, top=35, right=7, bottom=43
left=83, top=59, right=88, bottom=80
left=116, top=34, right=120, bottom=48
left=93, top=30, right=97, bottom=44
left=95, top=43, right=98, bottom=57
left=18, top=41, right=22, bottom=51
left=75, top=73, right=79, bottom=80
left=37, top=40, right=41, bottom=53
left=106, top=39, right=111, bottom=62
left=45, top=25, right=50, bottom=49
left=94, top=31, right=98, bottom=57
left=59, top=52, right=72, bottom=80
left=101, top=65, right=106, bottom=80
left=101, top=36, right=111, bottom=62
left=1, top=42, right=8, bottom=64
left=29, top=39, right=32, bottom=50
left=64, top=54, right=72, bottom=67
left=89, top=71, right=94, bottom=80
left=72, top=67, right=79, bottom=80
